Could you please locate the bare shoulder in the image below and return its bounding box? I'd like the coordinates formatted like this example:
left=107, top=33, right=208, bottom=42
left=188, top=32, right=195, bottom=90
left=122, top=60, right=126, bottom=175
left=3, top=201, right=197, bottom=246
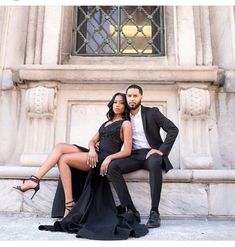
left=121, top=120, right=132, bottom=128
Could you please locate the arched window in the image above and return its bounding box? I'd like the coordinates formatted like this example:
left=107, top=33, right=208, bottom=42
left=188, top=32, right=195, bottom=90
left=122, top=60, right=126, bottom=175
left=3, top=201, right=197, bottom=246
left=73, top=6, right=165, bottom=56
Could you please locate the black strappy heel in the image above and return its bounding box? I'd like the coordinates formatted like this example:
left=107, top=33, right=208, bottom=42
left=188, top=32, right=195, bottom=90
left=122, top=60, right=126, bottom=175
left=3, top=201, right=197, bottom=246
left=13, top=175, right=40, bottom=200
left=64, top=200, right=75, bottom=218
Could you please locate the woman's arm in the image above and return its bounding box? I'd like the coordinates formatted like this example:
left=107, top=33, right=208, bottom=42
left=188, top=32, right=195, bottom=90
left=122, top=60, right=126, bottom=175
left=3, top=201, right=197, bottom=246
left=100, top=120, right=132, bottom=176
left=87, top=132, right=100, bottom=168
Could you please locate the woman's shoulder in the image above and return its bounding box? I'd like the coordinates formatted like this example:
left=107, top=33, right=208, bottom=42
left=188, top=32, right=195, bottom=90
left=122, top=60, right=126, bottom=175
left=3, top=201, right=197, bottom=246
left=121, top=119, right=131, bottom=127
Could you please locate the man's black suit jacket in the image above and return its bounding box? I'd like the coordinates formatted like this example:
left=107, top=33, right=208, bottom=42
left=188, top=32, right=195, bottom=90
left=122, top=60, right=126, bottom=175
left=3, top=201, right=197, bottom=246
left=140, top=105, right=179, bottom=172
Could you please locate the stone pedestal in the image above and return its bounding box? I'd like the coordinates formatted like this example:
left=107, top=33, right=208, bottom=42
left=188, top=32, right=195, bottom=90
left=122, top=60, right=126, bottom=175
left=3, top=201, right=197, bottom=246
left=20, top=86, right=56, bottom=166
left=179, top=86, right=212, bottom=169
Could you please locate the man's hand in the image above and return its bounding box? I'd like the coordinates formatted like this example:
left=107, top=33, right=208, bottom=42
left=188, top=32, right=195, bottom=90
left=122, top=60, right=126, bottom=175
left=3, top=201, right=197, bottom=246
left=146, top=149, right=163, bottom=159
left=87, top=150, right=98, bottom=168
left=100, top=156, right=112, bottom=176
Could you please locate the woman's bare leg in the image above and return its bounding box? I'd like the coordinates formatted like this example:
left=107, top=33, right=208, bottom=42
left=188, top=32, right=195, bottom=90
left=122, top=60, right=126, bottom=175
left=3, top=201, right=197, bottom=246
left=35, top=143, right=81, bottom=179
left=57, top=152, right=90, bottom=217
left=18, top=143, right=82, bottom=191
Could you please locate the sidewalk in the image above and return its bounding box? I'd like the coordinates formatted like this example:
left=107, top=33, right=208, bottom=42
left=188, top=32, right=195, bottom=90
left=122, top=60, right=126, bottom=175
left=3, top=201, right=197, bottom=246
left=0, top=213, right=235, bottom=241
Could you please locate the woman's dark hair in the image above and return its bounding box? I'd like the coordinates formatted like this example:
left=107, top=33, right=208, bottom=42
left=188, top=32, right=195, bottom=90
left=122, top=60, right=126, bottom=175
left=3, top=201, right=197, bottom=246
left=106, top=92, right=130, bottom=121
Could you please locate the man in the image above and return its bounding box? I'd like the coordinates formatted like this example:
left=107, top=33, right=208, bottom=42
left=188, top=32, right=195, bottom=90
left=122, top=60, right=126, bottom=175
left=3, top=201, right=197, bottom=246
left=105, top=84, right=178, bottom=228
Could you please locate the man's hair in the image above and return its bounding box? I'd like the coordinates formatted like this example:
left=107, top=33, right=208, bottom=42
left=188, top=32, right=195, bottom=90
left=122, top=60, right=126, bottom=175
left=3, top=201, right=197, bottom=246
left=126, top=84, right=143, bottom=95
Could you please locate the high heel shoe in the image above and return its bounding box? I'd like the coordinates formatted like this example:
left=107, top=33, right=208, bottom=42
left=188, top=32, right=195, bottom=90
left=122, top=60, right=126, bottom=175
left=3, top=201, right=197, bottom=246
left=63, top=200, right=75, bottom=218
left=13, top=175, right=40, bottom=200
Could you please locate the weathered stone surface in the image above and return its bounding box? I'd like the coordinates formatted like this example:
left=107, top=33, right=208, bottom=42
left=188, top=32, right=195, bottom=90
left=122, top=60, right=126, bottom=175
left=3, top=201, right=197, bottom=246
left=22, top=181, right=57, bottom=214
left=224, top=71, right=235, bottom=93
left=3, top=174, right=235, bottom=217
left=193, top=170, right=235, bottom=182
left=217, top=93, right=235, bottom=169
left=0, top=166, right=59, bottom=179
left=0, top=178, right=57, bottom=214
left=160, top=183, right=208, bottom=216
left=0, top=179, right=23, bottom=212
left=112, top=182, right=208, bottom=216
left=209, top=184, right=235, bottom=216
left=176, top=6, right=196, bottom=65
left=111, top=182, right=151, bottom=216
left=15, top=64, right=219, bottom=83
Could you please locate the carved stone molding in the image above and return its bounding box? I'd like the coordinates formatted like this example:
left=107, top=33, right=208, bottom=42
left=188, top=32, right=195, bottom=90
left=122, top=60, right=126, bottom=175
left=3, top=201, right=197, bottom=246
left=180, top=87, right=210, bottom=119
left=179, top=87, right=213, bottom=169
left=13, top=65, right=220, bottom=84
left=25, top=86, right=55, bottom=118
left=20, top=86, right=56, bottom=166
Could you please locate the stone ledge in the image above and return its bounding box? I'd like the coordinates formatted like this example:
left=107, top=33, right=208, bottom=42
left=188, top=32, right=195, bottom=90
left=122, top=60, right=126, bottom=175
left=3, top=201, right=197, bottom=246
left=12, top=65, right=220, bottom=84
left=0, top=166, right=58, bottom=180
left=1, top=167, right=235, bottom=216
left=1, top=166, right=235, bottom=183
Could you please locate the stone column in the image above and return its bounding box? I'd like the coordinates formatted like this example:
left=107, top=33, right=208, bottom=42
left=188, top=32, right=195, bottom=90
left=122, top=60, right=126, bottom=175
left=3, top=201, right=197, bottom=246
left=41, top=6, right=62, bottom=64
left=176, top=6, right=196, bottom=65
left=20, top=86, right=56, bottom=166
left=194, top=6, right=213, bottom=65
left=200, top=6, right=213, bottom=65
left=193, top=6, right=203, bottom=65
left=0, top=7, right=26, bottom=165
left=25, top=6, right=45, bottom=64
left=25, top=6, right=37, bottom=64
left=179, top=86, right=213, bottom=169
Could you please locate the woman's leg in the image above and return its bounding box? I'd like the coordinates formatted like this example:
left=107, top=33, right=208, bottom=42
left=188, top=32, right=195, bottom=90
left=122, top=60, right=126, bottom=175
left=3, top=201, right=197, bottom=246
left=57, top=152, right=90, bottom=217
left=19, top=143, right=82, bottom=191
left=35, top=143, right=81, bottom=179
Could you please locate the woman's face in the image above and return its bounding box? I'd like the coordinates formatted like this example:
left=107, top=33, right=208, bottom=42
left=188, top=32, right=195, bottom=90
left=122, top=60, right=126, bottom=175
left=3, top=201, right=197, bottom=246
left=113, top=95, right=125, bottom=115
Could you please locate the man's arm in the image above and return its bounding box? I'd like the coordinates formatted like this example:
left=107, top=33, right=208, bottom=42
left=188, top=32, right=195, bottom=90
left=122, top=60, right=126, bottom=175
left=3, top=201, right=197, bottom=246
left=152, top=107, right=179, bottom=156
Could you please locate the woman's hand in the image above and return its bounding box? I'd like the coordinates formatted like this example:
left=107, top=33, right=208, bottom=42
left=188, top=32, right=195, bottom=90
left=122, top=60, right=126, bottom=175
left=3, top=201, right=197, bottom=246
left=87, top=150, right=98, bottom=168
left=100, top=156, right=112, bottom=176
left=95, top=142, right=100, bottom=152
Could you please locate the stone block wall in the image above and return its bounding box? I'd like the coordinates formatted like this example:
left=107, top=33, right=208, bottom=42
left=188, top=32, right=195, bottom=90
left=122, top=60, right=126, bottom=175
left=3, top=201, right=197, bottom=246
left=1, top=168, right=235, bottom=218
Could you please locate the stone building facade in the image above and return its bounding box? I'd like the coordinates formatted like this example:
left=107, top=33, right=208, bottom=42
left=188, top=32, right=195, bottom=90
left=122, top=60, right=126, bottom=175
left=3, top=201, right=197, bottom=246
left=0, top=6, right=235, bottom=217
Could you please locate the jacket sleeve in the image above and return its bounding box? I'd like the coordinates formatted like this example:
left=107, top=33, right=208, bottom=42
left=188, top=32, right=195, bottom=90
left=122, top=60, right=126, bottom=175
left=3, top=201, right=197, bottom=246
left=152, top=107, right=179, bottom=155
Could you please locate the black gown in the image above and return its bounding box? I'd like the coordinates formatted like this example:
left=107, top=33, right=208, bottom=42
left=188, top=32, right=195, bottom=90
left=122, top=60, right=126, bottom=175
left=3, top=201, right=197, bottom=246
left=39, top=120, right=148, bottom=240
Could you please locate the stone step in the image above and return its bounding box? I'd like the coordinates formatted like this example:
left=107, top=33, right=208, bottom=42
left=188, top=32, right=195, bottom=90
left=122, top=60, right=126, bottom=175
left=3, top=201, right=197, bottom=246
left=1, top=167, right=235, bottom=217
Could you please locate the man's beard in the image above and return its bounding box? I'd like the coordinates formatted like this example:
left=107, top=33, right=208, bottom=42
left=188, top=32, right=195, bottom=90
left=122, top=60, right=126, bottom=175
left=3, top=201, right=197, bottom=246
left=128, top=100, right=141, bottom=110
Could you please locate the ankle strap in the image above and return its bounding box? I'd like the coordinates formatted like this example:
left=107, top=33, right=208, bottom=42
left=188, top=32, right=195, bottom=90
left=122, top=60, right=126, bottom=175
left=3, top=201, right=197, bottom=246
left=29, top=175, right=40, bottom=183
left=65, top=200, right=74, bottom=205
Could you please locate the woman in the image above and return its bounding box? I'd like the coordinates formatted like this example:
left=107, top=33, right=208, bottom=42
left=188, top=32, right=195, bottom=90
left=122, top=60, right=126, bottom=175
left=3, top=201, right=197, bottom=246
left=14, top=92, right=148, bottom=239
left=51, top=92, right=132, bottom=218
left=14, top=92, right=129, bottom=215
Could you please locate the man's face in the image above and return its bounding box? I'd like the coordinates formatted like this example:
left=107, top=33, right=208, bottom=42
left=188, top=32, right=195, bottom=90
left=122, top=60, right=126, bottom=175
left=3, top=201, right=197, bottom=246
left=126, top=88, right=142, bottom=110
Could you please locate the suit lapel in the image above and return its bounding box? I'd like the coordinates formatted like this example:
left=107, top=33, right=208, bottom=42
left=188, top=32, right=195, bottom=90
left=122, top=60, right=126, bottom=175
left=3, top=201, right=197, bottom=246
left=141, top=105, right=147, bottom=134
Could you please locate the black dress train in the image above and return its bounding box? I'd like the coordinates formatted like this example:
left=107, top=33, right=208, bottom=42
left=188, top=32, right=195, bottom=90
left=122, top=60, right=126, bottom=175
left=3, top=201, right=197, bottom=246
left=39, top=120, right=148, bottom=240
